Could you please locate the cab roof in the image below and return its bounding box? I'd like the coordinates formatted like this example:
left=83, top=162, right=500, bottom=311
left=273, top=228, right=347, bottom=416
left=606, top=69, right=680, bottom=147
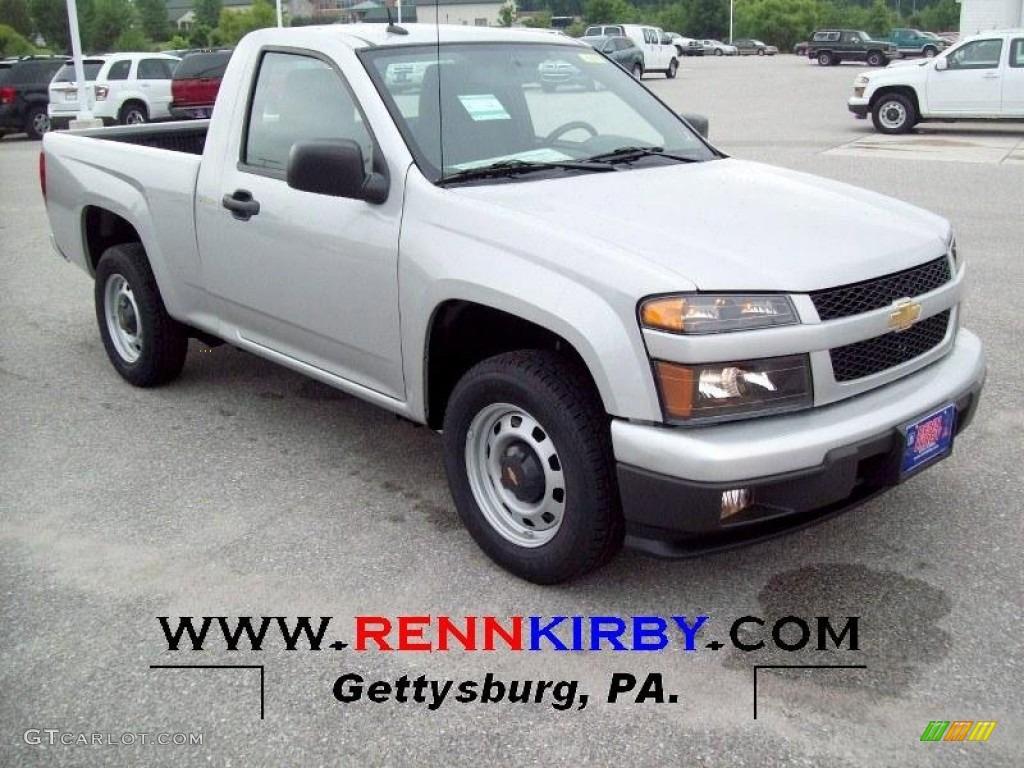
left=246, top=23, right=587, bottom=51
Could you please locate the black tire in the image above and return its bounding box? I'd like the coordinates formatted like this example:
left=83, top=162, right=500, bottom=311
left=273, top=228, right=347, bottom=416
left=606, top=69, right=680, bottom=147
left=871, top=92, right=916, bottom=134
left=94, top=243, right=188, bottom=387
left=714, top=48, right=724, bottom=56
left=666, top=58, right=678, bottom=79
left=442, top=350, right=624, bottom=584
left=866, top=51, right=885, bottom=67
left=632, top=62, right=643, bottom=79
left=923, top=46, right=937, bottom=58
left=758, top=48, right=765, bottom=56
left=119, top=101, right=148, bottom=125
left=817, top=51, right=833, bottom=66
left=25, top=106, right=50, bottom=140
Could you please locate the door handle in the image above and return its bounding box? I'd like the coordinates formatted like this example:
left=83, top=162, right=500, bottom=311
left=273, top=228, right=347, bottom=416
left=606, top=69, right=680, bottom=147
left=222, top=189, right=260, bottom=221
left=982, top=73, right=1000, bottom=79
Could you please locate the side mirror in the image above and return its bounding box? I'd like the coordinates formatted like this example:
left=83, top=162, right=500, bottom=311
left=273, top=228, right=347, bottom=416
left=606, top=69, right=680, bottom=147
left=680, top=112, right=709, bottom=139
left=287, top=139, right=389, bottom=204
left=934, top=57, right=948, bottom=71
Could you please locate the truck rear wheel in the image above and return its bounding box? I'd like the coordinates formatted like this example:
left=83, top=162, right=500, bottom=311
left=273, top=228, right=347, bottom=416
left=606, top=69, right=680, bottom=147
left=872, top=93, right=916, bottom=134
left=442, top=350, right=623, bottom=584
left=817, top=51, right=833, bottom=66
left=866, top=51, right=885, bottom=67
left=94, top=243, right=188, bottom=386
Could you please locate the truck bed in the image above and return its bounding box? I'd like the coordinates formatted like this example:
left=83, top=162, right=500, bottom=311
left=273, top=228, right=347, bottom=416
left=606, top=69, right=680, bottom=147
left=65, top=120, right=209, bottom=154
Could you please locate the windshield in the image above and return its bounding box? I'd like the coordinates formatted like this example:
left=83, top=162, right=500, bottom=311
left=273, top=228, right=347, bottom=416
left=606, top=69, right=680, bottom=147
left=54, top=61, right=104, bottom=83
left=361, top=42, right=715, bottom=183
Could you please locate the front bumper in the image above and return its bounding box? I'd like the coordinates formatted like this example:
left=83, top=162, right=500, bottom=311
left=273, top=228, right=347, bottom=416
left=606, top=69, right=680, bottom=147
left=612, top=329, right=985, bottom=555
left=848, top=96, right=870, bottom=117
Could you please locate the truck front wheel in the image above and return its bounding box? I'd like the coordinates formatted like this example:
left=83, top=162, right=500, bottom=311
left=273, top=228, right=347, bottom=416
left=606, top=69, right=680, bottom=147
left=866, top=51, right=885, bottom=67
left=872, top=93, right=916, bottom=134
left=94, top=243, right=188, bottom=386
left=442, top=350, right=624, bottom=584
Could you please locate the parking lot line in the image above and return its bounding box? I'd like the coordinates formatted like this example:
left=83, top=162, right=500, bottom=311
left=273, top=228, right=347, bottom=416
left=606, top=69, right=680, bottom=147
left=823, top=133, right=1024, bottom=165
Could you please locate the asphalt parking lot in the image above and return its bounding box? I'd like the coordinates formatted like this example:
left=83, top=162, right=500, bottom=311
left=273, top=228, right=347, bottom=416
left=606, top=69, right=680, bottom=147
left=2, top=54, right=1022, bottom=766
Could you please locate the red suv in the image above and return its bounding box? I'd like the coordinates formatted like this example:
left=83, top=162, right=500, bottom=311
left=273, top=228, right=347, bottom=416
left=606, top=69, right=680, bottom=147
left=169, top=50, right=233, bottom=120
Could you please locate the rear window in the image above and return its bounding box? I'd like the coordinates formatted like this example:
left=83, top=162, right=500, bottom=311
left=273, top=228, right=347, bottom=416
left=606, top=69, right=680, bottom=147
left=54, top=61, right=105, bottom=82
left=7, top=60, right=64, bottom=85
left=173, top=51, right=232, bottom=79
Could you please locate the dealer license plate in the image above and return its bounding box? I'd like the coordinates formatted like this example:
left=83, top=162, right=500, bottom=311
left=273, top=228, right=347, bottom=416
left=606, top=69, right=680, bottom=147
left=901, top=404, right=956, bottom=476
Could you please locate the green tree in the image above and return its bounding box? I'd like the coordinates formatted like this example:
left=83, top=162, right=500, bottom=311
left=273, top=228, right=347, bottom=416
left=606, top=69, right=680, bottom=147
left=688, top=0, right=728, bottom=38
left=918, top=0, right=958, bottom=31
left=88, top=0, right=135, bottom=51
left=192, top=0, right=222, bottom=29
left=135, top=0, right=169, bottom=41
left=213, top=0, right=273, bottom=45
left=0, top=21, right=35, bottom=54
left=656, top=4, right=690, bottom=35
left=863, top=0, right=894, bottom=36
left=28, top=0, right=69, bottom=50
left=734, top=0, right=819, bottom=49
left=583, top=0, right=634, bottom=25
left=522, top=11, right=552, bottom=27
left=187, top=22, right=211, bottom=47
left=498, top=1, right=515, bottom=26
left=0, top=0, right=32, bottom=36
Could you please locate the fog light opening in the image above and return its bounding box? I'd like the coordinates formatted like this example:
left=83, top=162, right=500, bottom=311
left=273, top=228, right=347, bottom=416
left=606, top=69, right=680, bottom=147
left=721, top=488, right=754, bottom=520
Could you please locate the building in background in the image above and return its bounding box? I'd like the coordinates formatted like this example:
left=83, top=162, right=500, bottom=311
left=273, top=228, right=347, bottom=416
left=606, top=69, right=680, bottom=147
left=959, top=0, right=1024, bottom=34
left=416, top=0, right=505, bottom=27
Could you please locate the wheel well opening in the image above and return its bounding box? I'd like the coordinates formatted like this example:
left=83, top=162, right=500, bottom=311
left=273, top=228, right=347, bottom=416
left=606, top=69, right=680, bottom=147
left=871, top=86, right=919, bottom=114
left=425, top=301, right=599, bottom=429
left=84, top=207, right=141, bottom=275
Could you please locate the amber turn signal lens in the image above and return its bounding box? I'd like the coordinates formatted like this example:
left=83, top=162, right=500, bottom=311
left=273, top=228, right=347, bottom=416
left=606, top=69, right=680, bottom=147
left=654, top=361, right=694, bottom=419
left=641, top=298, right=686, bottom=333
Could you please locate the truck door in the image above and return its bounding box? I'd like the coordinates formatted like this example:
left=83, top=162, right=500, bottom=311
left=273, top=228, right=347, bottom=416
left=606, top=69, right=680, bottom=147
left=927, top=38, right=1004, bottom=115
left=643, top=28, right=664, bottom=70
left=1003, top=37, right=1024, bottom=116
left=195, top=49, right=405, bottom=400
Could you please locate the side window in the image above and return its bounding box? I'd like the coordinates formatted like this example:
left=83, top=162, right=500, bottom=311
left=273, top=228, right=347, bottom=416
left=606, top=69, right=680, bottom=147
left=1011, top=39, right=1024, bottom=68
left=947, top=39, right=1003, bottom=70
left=244, top=51, right=373, bottom=176
left=138, top=59, right=172, bottom=79
left=644, top=29, right=655, bottom=44
left=107, top=60, right=131, bottom=80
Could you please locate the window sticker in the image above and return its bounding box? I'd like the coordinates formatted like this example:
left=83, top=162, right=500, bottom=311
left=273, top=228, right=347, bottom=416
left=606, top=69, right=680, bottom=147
left=451, top=148, right=576, bottom=170
left=457, top=94, right=511, bottom=121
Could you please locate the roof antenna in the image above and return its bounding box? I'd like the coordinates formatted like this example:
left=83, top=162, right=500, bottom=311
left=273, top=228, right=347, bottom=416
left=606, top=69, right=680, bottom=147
left=385, top=0, right=408, bottom=35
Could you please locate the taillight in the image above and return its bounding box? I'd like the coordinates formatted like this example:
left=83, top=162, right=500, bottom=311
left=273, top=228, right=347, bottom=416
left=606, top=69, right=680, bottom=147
left=39, top=151, right=46, bottom=200
left=0, top=86, right=15, bottom=105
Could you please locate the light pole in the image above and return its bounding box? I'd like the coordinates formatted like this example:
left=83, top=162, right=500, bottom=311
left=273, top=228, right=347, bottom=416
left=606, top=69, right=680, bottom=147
left=64, top=0, right=101, bottom=128
left=729, top=0, right=734, bottom=44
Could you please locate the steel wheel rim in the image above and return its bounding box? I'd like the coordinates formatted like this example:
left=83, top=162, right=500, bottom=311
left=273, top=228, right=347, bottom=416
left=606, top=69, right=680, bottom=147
left=126, top=109, right=145, bottom=124
left=104, top=274, right=142, bottom=363
left=880, top=101, right=906, bottom=130
left=465, top=403, right=566, bottom=548
left=32, top=111, right=50, bottom=135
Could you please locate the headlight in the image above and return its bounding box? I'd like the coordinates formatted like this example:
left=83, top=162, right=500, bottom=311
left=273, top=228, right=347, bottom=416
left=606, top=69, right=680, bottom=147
left=949, top=234, right=962, bottom=272
left=654, top=355, right=812, bottom=424
left=855, top=75, right=869, bottom=86
left=640, top=294, right=798, bottom=334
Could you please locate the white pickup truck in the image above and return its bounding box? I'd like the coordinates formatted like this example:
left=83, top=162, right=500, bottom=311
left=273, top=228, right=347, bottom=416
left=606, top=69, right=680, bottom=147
left=849, top=28, right=1024, bottom=133
left=42, top=24, right=985, bottom=583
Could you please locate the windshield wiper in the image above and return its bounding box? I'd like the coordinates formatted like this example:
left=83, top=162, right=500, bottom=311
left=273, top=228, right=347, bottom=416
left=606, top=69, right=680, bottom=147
left=440, top=159, right=615, bottom=184
left=584, top=146, right=701, bottom=165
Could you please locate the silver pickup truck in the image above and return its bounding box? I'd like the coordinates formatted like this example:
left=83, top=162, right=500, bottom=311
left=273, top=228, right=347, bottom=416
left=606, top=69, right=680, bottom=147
left=41, top=24, right=985, bottom=583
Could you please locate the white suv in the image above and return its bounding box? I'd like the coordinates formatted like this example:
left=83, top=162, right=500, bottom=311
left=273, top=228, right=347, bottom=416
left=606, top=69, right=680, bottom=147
left=48, top=53, right=179, bottom=128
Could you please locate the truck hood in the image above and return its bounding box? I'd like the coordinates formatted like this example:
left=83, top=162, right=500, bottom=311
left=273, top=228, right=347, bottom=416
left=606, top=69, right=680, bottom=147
left=452, top=158, right=949, bottom=292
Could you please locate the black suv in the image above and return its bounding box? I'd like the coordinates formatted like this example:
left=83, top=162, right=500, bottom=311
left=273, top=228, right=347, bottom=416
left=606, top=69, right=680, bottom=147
left=0, top=55, right=65, bottom=139
left=806, top=30, right=898, bottom=67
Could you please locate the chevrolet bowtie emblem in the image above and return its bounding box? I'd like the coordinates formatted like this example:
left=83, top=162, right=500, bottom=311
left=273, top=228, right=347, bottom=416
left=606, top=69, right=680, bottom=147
left=889, top=298, right=922, bottom=332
